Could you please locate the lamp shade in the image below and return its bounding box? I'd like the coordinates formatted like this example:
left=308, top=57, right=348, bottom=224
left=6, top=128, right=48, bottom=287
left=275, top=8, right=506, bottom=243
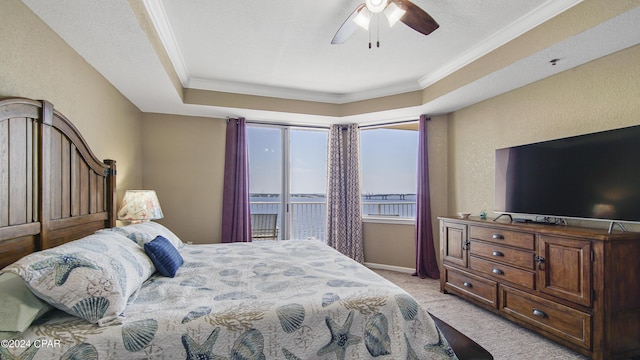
left=117, top=190, right=164, bottom=223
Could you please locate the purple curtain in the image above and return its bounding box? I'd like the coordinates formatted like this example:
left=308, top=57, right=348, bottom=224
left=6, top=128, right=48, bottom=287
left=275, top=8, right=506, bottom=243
left=221, top=117, right=252, bottom=243
left=414, top=115, right=440, bottom=279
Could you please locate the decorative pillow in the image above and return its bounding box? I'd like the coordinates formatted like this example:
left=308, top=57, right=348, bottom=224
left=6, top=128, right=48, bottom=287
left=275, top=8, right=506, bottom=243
left=144, top=236, right=184, bottom=277
left=0, top=273, right=52, bottom=340
left=100, top=221, right=185, bottom=249
left=2, top=232, right=155, bottom=326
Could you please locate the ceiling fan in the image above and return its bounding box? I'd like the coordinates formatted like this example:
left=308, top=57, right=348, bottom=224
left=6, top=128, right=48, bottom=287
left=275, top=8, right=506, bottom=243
left=331, top=0, right=439, bottom=47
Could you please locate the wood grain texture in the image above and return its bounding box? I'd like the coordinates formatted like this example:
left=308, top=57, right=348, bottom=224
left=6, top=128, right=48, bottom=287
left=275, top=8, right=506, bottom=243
left=0, top=100, right=41, bottom=269
left=440, top=216, right=640, bottom=360
left=0, top=97, right=116, bottom=265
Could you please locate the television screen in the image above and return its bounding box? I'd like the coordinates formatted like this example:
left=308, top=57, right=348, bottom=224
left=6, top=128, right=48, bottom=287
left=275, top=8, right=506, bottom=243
left=495, top=125, right=640, bottom=223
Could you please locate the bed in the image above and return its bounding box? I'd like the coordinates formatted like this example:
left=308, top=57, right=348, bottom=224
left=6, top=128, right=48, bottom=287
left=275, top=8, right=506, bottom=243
left=0, top=97, right=491, bottom=359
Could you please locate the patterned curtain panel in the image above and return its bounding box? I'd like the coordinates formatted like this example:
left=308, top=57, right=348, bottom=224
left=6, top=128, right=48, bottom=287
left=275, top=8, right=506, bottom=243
left=414, top=115, right=440, bottom=278
left=325, top=124, right=364, bottom=263
left=221, top=117, right=252, bottom=243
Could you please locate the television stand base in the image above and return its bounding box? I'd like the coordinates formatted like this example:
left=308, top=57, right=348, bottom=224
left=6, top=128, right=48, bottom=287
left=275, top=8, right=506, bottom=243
left=493, top=213, right=513, bottom=222
left=608, top=221, right=627, bottom=234
left=513, top=218, right=558, bottom=225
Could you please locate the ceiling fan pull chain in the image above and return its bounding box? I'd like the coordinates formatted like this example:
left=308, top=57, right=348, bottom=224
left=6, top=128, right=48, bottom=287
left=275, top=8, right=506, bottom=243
left=377, top=13, right=381, bottom=47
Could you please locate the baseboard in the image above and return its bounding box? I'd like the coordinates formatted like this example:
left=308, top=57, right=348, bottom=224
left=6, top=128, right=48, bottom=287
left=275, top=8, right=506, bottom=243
left=365, top=262, right=415, bottom=274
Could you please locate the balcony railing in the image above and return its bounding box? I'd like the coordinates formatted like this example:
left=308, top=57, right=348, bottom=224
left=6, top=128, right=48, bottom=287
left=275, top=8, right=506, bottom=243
left=250, top=200, right=415, bottom=241
left=362, top=202, right=415, bottom=217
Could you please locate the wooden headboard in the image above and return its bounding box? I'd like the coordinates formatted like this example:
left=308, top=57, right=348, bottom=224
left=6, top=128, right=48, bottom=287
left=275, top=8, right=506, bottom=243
left=0, top=98, right=116, bottom=268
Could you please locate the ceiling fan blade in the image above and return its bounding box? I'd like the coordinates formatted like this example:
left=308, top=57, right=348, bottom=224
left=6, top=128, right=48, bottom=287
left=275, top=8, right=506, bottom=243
left=397, top=0, right=439, bottom=36
left=331, top=3, right=366, bottom=44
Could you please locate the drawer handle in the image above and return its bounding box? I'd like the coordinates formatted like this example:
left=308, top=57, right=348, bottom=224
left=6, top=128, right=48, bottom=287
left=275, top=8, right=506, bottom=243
left=532, top=309, right=547, bottom=318
left=492, top=251, right=504, bottom=257
left=463, top=282, right=473, bottom=288
left=492, top=234, right=504, bottom=240
left=492, top=268, right=504, bottom=275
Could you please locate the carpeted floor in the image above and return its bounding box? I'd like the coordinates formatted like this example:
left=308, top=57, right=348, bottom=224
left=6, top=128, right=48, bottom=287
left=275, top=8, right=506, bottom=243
left=374, top=269, right=589, bottom=360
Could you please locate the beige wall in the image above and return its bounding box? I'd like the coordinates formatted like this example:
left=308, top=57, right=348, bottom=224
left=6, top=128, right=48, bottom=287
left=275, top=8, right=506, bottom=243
left=0, top=0, right=144, bottom=202
left=363, top=222, right=415, bottom=269
left=448, top=44, right=640, bottom=232
left=141, top=113, right=227, bottom=244
left=364, top=44, right=640, bottom=269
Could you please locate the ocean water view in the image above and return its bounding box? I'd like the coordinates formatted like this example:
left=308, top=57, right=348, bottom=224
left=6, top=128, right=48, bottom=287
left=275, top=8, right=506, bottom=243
left=250, top=194, right=416, bottom=241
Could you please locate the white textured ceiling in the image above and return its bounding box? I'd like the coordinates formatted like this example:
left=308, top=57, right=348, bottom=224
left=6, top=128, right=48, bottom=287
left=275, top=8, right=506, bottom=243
left=20, top=0, right=640, bottom=125
left=169, top=0, right=547, bottom=97
left=156, top=0, right=582, bottom=101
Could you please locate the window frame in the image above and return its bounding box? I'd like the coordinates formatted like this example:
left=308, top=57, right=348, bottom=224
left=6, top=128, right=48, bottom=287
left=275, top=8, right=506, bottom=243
left=359, top=124, right=419, bottom=224
left=247, top=123, right=329, bottom=240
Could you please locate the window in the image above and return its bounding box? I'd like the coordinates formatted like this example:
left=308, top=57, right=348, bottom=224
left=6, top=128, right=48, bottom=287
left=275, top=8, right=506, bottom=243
left=360, top=126, right=418, bottom=220
left=247, top=125, right=328, bottom=240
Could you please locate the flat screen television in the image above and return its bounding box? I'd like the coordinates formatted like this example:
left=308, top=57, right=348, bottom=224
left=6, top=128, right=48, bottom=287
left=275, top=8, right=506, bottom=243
left=494, top=125, right=640, bottom=224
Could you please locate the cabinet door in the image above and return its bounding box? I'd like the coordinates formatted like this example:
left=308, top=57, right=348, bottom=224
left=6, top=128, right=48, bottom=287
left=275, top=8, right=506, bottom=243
left=537, top=235, right=592, bottom=307
left=442, top=222, right=468, bottom=268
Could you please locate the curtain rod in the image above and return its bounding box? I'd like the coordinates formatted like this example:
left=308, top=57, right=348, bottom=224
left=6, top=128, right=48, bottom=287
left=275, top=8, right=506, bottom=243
left=246, top=120, right=330, bottom=129
left=358, top=118, right=424, bottom=129
left=245, top=118, right=428, bottom=130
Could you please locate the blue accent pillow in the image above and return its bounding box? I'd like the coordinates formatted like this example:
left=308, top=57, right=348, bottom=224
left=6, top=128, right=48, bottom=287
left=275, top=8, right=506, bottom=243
left=144, top=236, right=184, bottom=278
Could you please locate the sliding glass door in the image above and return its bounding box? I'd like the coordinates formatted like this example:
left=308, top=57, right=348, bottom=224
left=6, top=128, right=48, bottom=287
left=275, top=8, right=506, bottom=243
left=247, top=126, right=283, bottom=239
left=289, top=129, right=327, bottom=240
left=247, top=125, right=327, bottom=241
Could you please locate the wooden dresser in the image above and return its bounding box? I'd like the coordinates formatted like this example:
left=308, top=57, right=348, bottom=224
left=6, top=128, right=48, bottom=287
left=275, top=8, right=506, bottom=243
left=439, top=216, right=640, bottom=360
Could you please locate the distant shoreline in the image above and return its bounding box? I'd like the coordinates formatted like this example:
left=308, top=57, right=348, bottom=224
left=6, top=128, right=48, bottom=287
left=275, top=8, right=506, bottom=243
left=251, top=193, right=416, bottom=199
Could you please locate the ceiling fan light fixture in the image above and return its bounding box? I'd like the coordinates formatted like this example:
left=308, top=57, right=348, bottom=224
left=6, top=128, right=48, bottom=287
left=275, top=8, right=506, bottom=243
left=353, top=7, right=372, bottom=30
left=365, top=0, right=387, bottom=14
left=384, top=2, right=406, bottom=27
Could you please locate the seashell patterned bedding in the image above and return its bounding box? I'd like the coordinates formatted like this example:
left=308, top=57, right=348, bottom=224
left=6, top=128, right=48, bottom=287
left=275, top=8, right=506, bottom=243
left=2, top=239, right=457, bottom=359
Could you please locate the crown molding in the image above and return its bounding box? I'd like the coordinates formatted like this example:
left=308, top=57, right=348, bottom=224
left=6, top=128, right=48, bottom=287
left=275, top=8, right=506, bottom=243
left=188, top=78, right=344, bottom=103
left=336, top=81, right=422, bottom=104
left=418, top=0, right=584, bottom=88
left=143, top=0, right=190, bottom=86
left=188, top=77, right=421, bottom=104
left=143, top=0, right=421, bottom=104
left=143, top=0, right=583, bottom=104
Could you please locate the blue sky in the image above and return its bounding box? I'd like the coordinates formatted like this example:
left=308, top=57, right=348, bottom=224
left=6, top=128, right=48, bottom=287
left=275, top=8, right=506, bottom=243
left=247, top=126, right=418, bottom=195
left=360, top=128, right=418, bottom=194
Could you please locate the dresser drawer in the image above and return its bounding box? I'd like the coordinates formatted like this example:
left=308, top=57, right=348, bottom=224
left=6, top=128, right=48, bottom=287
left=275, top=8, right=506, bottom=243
left=470, top=240, right=534, bottom=270
left=469, top=256, right=535, bottom=289
left=469, top=226, right=534, bottom=250
left=444, top=266, right=497, bottom=307
left=499, top=285, right=591, bottom=349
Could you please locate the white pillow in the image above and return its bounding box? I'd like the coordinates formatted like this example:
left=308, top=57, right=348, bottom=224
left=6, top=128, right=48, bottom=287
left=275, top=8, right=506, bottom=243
left=100, top=221, right=185, bottom=249
left=0, top=273, right=52, bottom=340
